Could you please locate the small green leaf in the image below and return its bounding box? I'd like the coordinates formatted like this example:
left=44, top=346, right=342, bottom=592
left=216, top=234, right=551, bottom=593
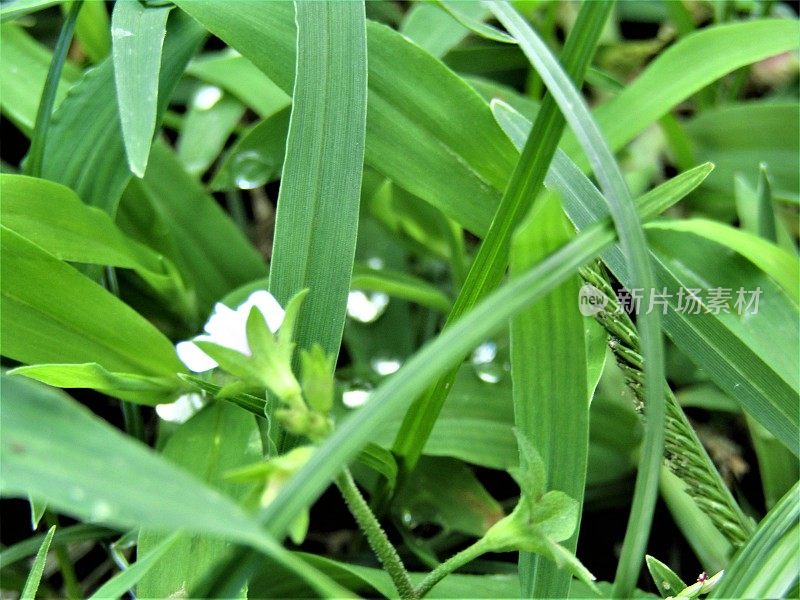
left=646, top=555, right=687, bottom=598
left=20, top=525, right=55, bottom=600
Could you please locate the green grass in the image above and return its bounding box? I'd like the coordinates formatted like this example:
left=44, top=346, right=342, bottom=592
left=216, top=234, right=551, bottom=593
left=0, top=1, right=798, bottom=599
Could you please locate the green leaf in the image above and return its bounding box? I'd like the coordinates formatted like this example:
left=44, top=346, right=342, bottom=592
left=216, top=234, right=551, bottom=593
left=71, top=0, right=110, bottom=63
left=645, top=555, right=687, bottom=599
left=711, top=483, right=800, bottom=599
left=172, top=0, right=517, bottom=237
left=351, top=264, right=451, bottom=313
left=9, top=363, right=180, bottom=405
left=489, top=4, right=666, bottom=595
left=41, top=11, right=204, bottom=214
left=138, top=403, right=261, bottom=598
left=0, top=23, right=80, bottom=133
left=510, top=191, right=589, bottom=599
left=434, top=0, right=516, bottom=44
left=1, top=0, right=61, bottom=21
left=268, top=1, right=367, bottom=362
left=0, top=174, right=192, bottom=314
left=20, top=525, right=55, bottom=600
left=0, top=523, right=114, bottom=571
left=400, top=0, right=488, bottom=58
left=0, top=228, right=184, bottom=377
left=568, top=19, right=800, bottom=163
left=0, top=375, right=354, bottom=599
left=117, top=141, right=267, bottom=313
left=177, top=90, right=244, bottom=177
left=89, top=533, right=180, bottom=600
left=111, top=0, right=171, bottom=177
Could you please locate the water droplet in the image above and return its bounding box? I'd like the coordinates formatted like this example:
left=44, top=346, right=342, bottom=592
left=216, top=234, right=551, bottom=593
left=371, top=356, right=402, bottom=376
left=366, top=256, right=384, bottom=270
left=193, top=85, right=223, bottom=110
left=401, top=510, right=415, bottom=527
left=346, top=290, right=389, bottom=323
left=90, top=500, right=113, bottom=522
left=232, top=150, right=272, bottom=189
left=471, top=341, right=504, bottom=383
left=111, top=27, right=133, bottom=38
left=342, top=388, right=370, bottom=408
left=156, top=393, right=205, bottom=424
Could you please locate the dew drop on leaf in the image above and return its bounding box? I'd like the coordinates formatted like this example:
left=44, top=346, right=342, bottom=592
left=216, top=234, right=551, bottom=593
left=346, top=290, right=389, bottom=323
left=370, top=356, right=402, bottom=376
left=232, top=150, right=272, bottom=189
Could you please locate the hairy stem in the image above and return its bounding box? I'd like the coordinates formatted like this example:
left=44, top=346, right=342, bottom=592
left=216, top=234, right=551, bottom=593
left=336, top=469, right=417, bottom=600
left=414, top=538, right=491, bottom=598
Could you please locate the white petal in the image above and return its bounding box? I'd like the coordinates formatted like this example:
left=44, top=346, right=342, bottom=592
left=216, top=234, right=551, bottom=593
left=156, top=393, right=205, bottom=424
left=176, top=341, right=218, bottom=372
left=203, top=302, right=250, bottom=355
left=242, top=290, right=285, bottom=333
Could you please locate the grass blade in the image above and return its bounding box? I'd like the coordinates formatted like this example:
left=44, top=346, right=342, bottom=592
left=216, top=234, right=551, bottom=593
left=488, top=3, right=666, bottom=595
left=20, top=525, right=55, bottom=600
left=268, top=0, right=367, bottom=363
left=111, top=0, right=171, bottom=178
left=510, top=193, right=588, bottom=598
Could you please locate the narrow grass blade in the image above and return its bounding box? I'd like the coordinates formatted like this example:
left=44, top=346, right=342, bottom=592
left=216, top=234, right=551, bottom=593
left=0, top=228, right=184, bottom=377
left=88, top=533, right=180, bottom=600
left=351, top=265, right=451, bottom=313
left=71, top=0, right=110, bottom=63
left=111, top=0, right=171, bottom=177
left=23, top=0, right=81, bottom=178
left=1, top=0, right=60, bottom=21
left=510, top=193, right=588, bottom=598
left=400, top=0, right=489, bottom=58
left=488, top=3, right=666, bottom=595
left=0, top=524, right=114, bottom=570
left=392, top=0, right=613, bottom=476
left=268, top=0, right=367, bottom=362
left=177, top=91, right=244, bottom=177
left=645, top=554, right=686, bottom=598
left=20, top=525, right=55, bottom=600
left=711, top=483, right=800, bottom=599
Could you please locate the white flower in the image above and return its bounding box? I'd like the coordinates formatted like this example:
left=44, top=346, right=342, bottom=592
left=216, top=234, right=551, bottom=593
left=155, top=393, right=205, bottom=424
left=176, top=290, right=285, bottom=373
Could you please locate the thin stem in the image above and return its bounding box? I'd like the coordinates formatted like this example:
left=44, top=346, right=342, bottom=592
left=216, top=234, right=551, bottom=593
left=44, top=513, right=81, bottom=600
left=335, top=469, right=417, bottom=600
left=25, top=0, right=83, bottom=178
left=414, top=538, right=491, bottom=598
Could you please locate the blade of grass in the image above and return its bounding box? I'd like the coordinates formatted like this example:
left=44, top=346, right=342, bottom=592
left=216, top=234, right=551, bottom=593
left=392, top=0, right=613, bottom=479
left=111, top=0, right=171, bottom=177
left=20, top=525, right=55, bottom=600
left=510, top=192, right=588, bottom=598
left=488, top=3, right=666, bottom=595
left=0, top=524, right=115, bottom=570
left=268, top=0, right=367, bottom=366
left=23, top=0, right=81, bottom=178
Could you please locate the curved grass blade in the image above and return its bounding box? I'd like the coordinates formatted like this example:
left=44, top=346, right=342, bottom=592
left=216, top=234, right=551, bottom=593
left=268, top=0, right=367, bottom=363
left=488, top=3, right=665, bottom=595
left=711, top=483, right=800, bottom=599
left=23, top=0, right=81, bottom=178
left=400, top=0, right=489, bottom=58
left=0, top=524, right=114, bottom=571
left=111, top=0, right=171, bottom=178
left=20, top=525, right=55, bottom=600
left=351, top=265, right=451, bottom=313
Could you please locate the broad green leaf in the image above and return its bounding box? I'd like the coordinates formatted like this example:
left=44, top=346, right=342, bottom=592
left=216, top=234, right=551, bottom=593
left=268, top=1, right=367, bottom=361
left=400, top=1, right=488, bottom=58
left=89, top=533, right=180, bottom=600
left=568, top=19, right=800, bottom=163
left=138, top=403, right=261, bottom=599
left=0, top=228, right=183, bottom=377
left=111, top=0, right=172, bottom=177
left=210, top=106, right=290, bottom=191
left=0, top=375, right=353, bottom=599
left=0, top=23, right=80, bottom=133
left=0, top=174, right=192, bottom=314
left=177, top=90, right=244, bottom=177
left=711, top=483, right=800, bottom=599
left=172, top=0, right=517, bottom=237
left=20, top=525, right=55, bottom=600
left=186, top=53, right=290, bottom=118
left=494, top=101, right=800, bottom=456
left=393, top=456, right=504, bottom=538
left=41, top=11, right=205, bottom=214
left=117, top=141, right=267, bottom=314
left=489, top=4, right=666, bottom=595
left=510, top=192, right=588, bottom=599
left=9, top=363, right=179, bottom=406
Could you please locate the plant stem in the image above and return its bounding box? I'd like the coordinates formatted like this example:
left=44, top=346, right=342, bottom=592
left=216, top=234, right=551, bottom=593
left=414, top=538, right=491, bottom=598
left=335, top=469, right=417, bottom=600
left=24, top=0, right=83, bottom=178
left=44, top=513, right=81, bottom=600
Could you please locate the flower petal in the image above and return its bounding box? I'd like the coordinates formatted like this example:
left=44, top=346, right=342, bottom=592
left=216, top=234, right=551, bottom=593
left=156, top=393, right=205, bottom=424
left=243, top=290, right=285, bottom=333
left=176, top=340, right=218, bottom=372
